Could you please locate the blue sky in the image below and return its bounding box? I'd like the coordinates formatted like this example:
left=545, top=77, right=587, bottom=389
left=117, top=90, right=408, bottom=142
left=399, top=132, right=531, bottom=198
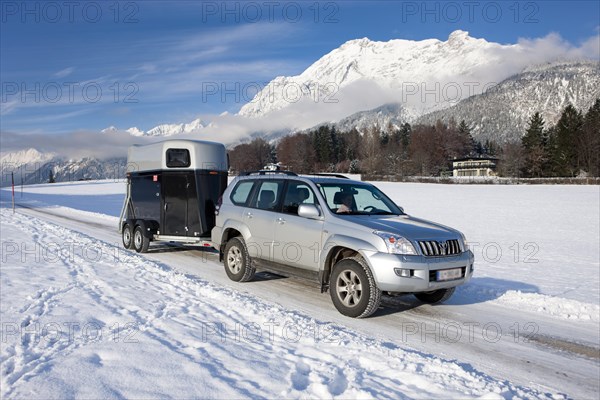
left=1, top=0, right=599, bottom=136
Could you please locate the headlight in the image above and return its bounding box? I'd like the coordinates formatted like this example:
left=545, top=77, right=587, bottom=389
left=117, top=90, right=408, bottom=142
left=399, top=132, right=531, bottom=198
left=373, top=231, right=417, bottom=255
left=459, top=233, right=469, bottom=251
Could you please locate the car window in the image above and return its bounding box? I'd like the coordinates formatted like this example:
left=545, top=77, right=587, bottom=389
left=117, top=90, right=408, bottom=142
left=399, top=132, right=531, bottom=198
left=282, top=181, right=318, bottom=215
left=317, top=182, right=403, bottom=215
left=249, top=180, right=285, bottom=211
left=230, top=180, right=255, bottom=206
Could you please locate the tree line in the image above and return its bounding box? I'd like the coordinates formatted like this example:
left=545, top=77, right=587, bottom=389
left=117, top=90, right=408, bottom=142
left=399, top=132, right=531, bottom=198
left=228, top=99, right=599, bottom=178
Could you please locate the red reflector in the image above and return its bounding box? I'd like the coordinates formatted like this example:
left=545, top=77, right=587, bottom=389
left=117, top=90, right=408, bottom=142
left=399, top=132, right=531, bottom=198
left=209, top=171, right=218, bottom=175
left=153, top=175, right=158, bottom=182
left=203, top=243, right=211, bottom=246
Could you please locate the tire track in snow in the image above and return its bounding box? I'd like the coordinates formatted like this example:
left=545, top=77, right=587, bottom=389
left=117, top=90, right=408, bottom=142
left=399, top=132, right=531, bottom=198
left=1, top=208, right=562, bottom=399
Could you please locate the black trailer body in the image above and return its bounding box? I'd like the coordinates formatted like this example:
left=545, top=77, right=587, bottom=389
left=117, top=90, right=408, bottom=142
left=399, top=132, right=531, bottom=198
left=119, top=140, right=228, bottom=252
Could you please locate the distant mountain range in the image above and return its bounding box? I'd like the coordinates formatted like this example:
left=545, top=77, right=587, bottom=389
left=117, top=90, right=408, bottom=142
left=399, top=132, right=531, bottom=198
left=0, top=149, right=126, bottom=186
left=240, top=30, right=538, bottom=118
left=103, top=31, right=598, bottom=144
left=415, top=61, right=600, bottom=141
left=4, top=31, right=599, bottom=183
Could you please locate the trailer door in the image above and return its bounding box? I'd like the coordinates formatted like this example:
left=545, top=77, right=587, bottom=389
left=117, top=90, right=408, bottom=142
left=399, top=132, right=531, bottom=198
left=162, top=173, right=189, bottom=236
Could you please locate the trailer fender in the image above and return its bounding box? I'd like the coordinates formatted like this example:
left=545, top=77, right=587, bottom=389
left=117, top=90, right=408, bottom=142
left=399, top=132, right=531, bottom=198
left=133, top=220, right=159, bottom=239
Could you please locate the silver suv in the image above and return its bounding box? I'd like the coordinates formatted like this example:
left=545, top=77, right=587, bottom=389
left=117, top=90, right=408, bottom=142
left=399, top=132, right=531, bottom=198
left=212, top=172, right=474, bottom=318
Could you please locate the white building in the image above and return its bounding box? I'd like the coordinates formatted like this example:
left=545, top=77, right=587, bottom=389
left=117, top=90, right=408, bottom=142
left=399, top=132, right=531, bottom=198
left=452, top=157, right=498, bottom=177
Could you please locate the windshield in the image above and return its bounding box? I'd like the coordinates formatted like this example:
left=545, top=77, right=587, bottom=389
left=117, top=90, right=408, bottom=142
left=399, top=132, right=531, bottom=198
left=316, top=182, right=404, bottom=216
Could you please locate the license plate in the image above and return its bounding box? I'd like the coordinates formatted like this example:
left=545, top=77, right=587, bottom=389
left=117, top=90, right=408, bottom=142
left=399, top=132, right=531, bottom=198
left=436, top=268, right=462, bottom=281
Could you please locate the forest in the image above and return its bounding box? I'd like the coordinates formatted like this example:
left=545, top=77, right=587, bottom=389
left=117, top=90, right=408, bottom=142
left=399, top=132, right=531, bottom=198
left=228, top=99, right=600, bottom=178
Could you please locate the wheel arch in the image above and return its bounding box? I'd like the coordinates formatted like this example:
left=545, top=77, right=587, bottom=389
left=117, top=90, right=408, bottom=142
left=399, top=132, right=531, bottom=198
left=219, top=221, right=251, bottom=261
left=319, top=234, right=379, bottom=293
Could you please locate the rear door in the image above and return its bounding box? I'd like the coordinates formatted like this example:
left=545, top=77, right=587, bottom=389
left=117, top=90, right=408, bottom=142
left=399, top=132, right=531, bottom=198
left=243, top=180, right=285, bottom=261
left=162, top=173, right=190, bottom=236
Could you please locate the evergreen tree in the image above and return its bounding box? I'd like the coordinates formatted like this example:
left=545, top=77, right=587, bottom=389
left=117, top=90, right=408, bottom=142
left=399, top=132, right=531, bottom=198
left=379, top=129, right=390, bottom=146
left=485, top=140, right=499, bottom=156
left=521, top=112, right=548, bottom=177
left=399, top=123, right=411, bottom=160
left=48, top=169, right=56, bottom=184
left=522, top=112, right=545, bottom=149
left=475, top=141, right=484, bottom=155
left=458, top=120, right=475, bottom=155
left=580, top=98, right=600, bottom=176
left=551, top=105, right=584, bottom=176
left=329, top=126, right=340, bottom=164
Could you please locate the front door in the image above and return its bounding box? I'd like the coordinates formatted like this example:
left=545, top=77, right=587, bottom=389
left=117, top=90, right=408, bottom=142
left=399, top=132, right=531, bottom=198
left=162, top=173, right=189, bottom=236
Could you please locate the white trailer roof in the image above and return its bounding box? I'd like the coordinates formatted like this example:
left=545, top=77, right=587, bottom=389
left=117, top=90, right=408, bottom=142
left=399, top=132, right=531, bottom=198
left=127, top=139, right=228, bottom=172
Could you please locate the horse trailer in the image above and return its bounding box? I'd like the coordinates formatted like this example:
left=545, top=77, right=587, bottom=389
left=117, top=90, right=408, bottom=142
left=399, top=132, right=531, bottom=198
left=119, top=139, right=228, bottom=252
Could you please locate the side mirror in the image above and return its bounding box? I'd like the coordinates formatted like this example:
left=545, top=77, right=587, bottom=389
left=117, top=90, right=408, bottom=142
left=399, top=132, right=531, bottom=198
left=298, top=204, right=321, bottom=219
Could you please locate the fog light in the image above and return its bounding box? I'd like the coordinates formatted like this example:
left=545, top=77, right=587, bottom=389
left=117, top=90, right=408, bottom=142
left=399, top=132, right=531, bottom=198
left=394, top=268, right=412, bottom=277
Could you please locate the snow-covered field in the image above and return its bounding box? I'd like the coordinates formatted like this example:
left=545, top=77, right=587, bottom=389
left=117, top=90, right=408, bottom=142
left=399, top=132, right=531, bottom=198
left=1, top=180, right=599, bottom=399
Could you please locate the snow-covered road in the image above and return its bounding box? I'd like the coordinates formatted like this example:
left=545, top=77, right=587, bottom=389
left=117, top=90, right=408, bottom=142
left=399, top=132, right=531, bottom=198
left=1, top=181, right=598, bottom=399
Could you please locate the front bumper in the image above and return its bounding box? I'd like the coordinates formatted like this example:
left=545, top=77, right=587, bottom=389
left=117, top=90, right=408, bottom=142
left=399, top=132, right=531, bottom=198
left=362, top=250, right=475, bottom=292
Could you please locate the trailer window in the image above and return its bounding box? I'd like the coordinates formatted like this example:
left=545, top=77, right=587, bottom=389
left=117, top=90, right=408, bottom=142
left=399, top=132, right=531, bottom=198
left=166, top=149, right=190, bottom=168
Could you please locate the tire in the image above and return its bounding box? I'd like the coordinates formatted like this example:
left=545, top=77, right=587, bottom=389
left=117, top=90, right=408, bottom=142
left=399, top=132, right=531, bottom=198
left=133, top=225, right=150, bottom=253
left=330, top=257, right=381, bottom=318
left=223, top=237, right=255, bottom=282
left=122, top=223, right=133, bottom=249
left=414, top=287, right=455, bottom=304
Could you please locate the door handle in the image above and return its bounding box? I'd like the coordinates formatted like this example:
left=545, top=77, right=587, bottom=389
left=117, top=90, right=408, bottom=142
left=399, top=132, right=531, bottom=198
left=277, top=217, right=286, bottom=224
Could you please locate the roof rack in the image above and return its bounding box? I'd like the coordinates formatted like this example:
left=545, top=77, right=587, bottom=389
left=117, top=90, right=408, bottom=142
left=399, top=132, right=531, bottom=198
left=240, top=170, right=298, bottom=176
left=308, top=173, right=350, bottom=179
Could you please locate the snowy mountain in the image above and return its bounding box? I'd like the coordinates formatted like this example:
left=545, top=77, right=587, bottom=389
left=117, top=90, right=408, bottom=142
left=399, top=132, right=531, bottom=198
left=0, top=148, right=126, bottom=186
left=146, top=118, right=206, bottom=136
left=98, top=31, right=596, bottom=142
left=416, top=61, right=600, bottom=141
left=0, top=148, right=56, bottom=167
left=239, top=30, right=560, bottom=119
left=101, top=118, right=206, bottom=137
left=310, top=103, right=409, bottom=133
left=308, top=61, right=599, bottom=142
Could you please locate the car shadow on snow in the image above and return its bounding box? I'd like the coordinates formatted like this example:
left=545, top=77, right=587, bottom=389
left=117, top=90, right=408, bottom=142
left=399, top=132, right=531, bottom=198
left=373, top=277, right=540, bottom=317
left=448, top=277, right=540, bottom=305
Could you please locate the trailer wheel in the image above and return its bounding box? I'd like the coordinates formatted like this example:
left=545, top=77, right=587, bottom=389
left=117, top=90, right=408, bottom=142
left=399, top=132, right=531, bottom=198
left=224, top=237, right=255, bottom=282
left=122, top=223, right=133, bottom=249
left=133, top=225, right=150, bottom=253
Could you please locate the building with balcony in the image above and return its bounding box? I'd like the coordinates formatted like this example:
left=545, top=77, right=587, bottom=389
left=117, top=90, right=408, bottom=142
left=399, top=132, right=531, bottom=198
left=452, top=157, right=498, bottom=177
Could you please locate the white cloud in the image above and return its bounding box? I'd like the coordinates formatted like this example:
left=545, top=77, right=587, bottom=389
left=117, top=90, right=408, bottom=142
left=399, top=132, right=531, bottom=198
left=53, top=67, right=75, bottom=78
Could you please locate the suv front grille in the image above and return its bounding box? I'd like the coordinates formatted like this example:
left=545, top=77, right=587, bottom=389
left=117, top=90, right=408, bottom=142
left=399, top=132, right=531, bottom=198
left=418, top=239, right=461, bottom=257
